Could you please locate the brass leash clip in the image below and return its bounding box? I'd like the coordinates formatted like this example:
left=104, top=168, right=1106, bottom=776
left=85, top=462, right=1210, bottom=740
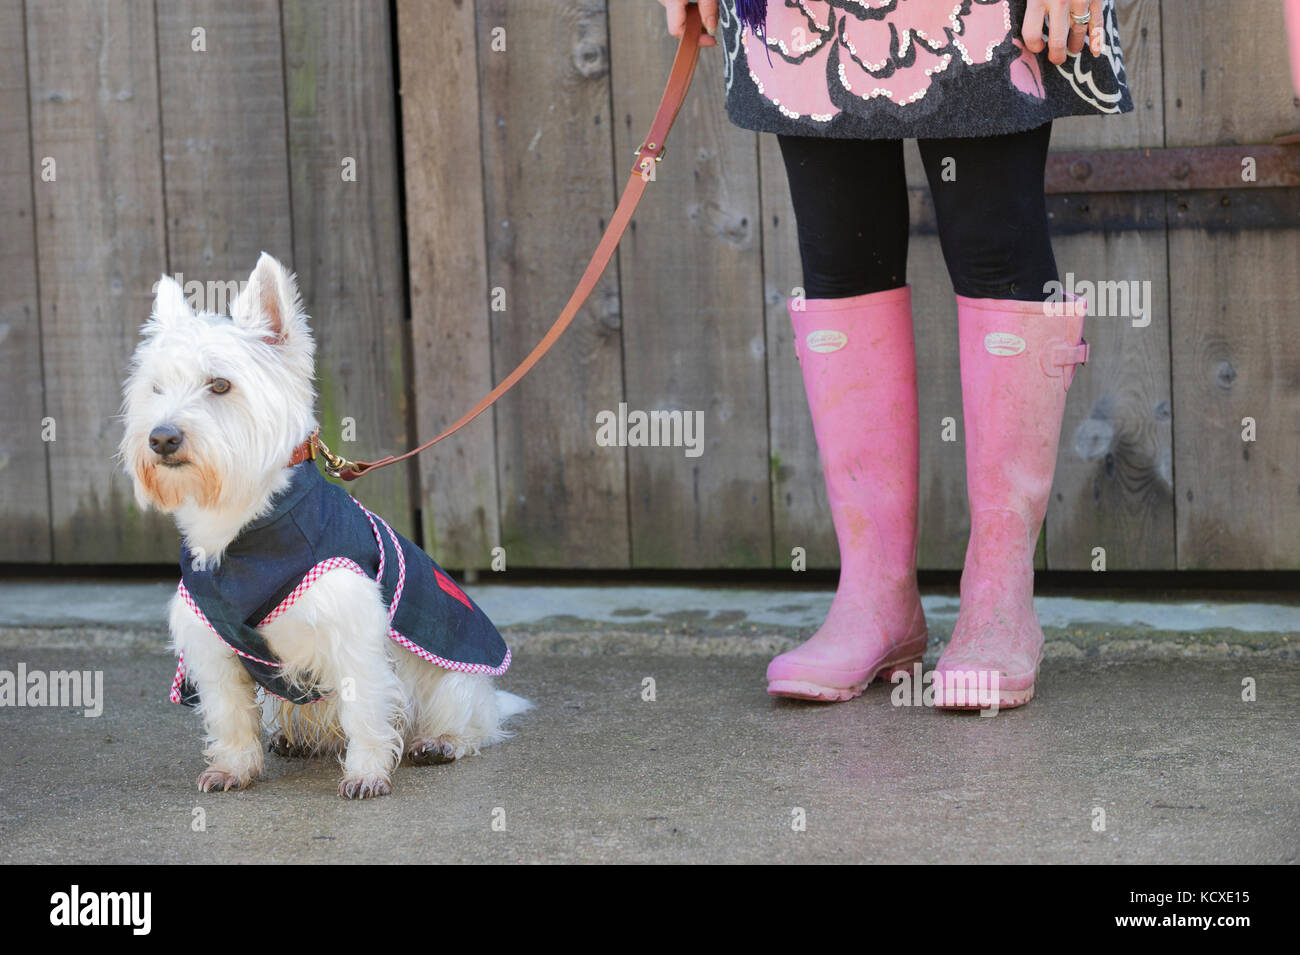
left=310, top=429, right=357, bottom=480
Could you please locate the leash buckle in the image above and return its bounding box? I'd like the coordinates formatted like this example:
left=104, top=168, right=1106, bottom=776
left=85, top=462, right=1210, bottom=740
left=632, top=140, right=667, bottom=178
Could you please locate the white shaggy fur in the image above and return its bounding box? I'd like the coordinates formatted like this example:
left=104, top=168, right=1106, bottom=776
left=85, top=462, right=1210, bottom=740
left=122, top=253, right=529, bottom=799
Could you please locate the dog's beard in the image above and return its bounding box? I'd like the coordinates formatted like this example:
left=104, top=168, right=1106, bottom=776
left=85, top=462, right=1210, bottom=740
left=130, top=442, right=225, bottom=511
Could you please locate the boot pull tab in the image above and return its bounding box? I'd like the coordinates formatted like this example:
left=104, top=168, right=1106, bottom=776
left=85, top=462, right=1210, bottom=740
left=1041, top=338, right=1090, bottom=391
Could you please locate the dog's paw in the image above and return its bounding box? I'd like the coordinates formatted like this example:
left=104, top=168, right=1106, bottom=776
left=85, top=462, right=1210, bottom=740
left=406, top=735, right=460, bottom=765
left=339, top=774, right=391, bottom=800
left=196, top=768, right=253, bottom=793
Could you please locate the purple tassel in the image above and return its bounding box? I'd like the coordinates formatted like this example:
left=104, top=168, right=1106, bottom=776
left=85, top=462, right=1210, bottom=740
left=735, top=0, right=768, bottom=36
left=735, top=0, right=773, bottom=69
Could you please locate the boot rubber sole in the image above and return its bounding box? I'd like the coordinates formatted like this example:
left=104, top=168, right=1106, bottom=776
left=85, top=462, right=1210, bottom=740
left=767, top=651, right=924, bottom=703
left=932, top=681, right=1035, bottom=710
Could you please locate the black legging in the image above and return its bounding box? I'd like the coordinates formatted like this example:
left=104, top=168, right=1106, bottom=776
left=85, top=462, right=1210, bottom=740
left=777, top=121, right=1058, bottom=302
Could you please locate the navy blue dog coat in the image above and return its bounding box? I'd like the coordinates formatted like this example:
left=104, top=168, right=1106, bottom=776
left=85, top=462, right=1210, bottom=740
left=170, top=461, right=509, bottom=706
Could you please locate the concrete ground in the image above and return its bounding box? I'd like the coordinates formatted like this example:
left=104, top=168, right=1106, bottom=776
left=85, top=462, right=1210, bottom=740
left=0, top=580, right=1297, bottom=864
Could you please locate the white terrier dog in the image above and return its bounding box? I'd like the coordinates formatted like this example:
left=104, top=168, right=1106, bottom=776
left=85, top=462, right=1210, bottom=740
left=120, top=253, right=528, bottom=799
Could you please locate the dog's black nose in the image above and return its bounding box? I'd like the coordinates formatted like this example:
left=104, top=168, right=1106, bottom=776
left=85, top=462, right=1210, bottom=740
left=149, top=425, right=184, bottom=457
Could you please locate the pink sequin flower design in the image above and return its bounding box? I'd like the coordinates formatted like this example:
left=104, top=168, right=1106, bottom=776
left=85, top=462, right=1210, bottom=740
left=741, top=0, right=1015, bottom=121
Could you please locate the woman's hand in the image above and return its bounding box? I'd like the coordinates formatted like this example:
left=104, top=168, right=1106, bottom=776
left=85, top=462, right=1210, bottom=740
left=658, top=0, right=719, bottom=47
left=1021, top=0, right=1104, bottom=64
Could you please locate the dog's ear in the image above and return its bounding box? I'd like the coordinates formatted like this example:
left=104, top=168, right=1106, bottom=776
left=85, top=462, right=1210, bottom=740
left=232, top=252, right=306, bottom=345
left=146, top=275, right=194, bottom=335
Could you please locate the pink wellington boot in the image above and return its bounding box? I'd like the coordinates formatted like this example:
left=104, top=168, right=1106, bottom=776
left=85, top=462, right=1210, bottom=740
left=933, top=293, right=1089, bottom=709
left=1287, top=0, right=1300, bottom=98
left=767, top=286, right=929, bottom=701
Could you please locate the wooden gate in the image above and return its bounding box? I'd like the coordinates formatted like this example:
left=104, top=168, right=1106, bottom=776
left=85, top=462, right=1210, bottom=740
left=2, top=0, right=1297, bottom=570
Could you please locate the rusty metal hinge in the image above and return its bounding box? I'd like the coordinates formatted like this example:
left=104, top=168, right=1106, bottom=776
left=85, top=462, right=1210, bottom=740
left=1045, top=140, right=1300, bottom=193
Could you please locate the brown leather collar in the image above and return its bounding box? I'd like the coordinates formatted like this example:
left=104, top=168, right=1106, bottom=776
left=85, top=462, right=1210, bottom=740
left=286, top=435, right=316, bottom=468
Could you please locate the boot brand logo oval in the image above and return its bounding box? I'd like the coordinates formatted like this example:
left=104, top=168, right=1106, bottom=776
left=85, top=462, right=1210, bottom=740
left=984, top=332, right=1027, bottom=357
left=805, top=330, right=848, bottom=353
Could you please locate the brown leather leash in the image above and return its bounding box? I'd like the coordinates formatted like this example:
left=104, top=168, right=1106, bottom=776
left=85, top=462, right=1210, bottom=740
left=308, top=7, right=706, bottom=482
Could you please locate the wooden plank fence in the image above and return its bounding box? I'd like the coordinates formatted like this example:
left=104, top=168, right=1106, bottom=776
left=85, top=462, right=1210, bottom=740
left=2, top=0, right=1297, bottom=571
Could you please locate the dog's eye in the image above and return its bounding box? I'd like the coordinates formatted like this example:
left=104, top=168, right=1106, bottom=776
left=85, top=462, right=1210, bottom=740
left=210, top=378, right=232, bottom=395
left=152, top=384, right=162, bottom=395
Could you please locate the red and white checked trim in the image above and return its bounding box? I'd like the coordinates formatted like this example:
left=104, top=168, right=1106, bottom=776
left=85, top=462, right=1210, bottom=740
left=361, top=500, right=512, bottom=677
left=257, top=556, right=370, bottom=625
left=173, top=568, right=366, bottom=705
left=354, top=500, right=398, bottom=622
left=172, top=579, right=333, bottom=705
left=177, top=580, right=282, bottom=668
left=167, top=647, right=317, bottom=706
left=169, top=652, right=186, bottom=704
left=169, top=495, right=510, bottom=703
left=388, top=631, right=513, bottom=676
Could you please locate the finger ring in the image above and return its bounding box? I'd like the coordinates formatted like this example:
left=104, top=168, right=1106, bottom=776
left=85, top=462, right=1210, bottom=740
left=1070, top=11, right=1092, bottom=25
